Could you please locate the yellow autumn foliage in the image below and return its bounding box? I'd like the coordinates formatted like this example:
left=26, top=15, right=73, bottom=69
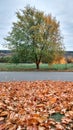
left=52, top=57, right=67, bottom=64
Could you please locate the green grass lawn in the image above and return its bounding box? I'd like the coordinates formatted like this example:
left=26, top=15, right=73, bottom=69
left=0, top=63, right=73, bottom=71
left=48, top=63, right=73, bottom=70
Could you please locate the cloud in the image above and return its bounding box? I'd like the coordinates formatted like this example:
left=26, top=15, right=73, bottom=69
left=0, top=0, right=73, bottom=50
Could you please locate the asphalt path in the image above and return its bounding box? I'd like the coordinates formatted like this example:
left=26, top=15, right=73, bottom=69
left=0, top=71, right=73, bottom=82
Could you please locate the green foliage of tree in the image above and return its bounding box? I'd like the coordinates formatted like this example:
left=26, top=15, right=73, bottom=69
left=5, top=5, right=64, bottom=69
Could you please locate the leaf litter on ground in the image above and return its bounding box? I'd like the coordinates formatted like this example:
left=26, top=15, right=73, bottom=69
left=0, top=80, right=73, bottom=130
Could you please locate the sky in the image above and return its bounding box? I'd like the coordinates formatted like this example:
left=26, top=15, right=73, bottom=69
left=0, top=0, right=73, bottom=51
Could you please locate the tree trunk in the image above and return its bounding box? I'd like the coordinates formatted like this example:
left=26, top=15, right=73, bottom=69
left=36, top=61, right=40, bottom=69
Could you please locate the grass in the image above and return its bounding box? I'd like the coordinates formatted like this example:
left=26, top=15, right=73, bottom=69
left=50, top=112, right=64, bottom=122
left=0, top=63, right=36, bottom=71
left=0, top=63, right=73, bottom=71
left=48, top=63, right=73, bottom=70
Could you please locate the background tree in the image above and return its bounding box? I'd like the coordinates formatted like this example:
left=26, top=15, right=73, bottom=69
left=5, top=6, right=64, bottom=69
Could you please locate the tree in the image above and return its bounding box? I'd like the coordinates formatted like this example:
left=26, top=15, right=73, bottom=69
left=5, top=6, right=64, bottom=69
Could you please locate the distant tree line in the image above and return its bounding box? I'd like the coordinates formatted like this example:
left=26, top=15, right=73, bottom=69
left=0, top=50, right=73, bottom=64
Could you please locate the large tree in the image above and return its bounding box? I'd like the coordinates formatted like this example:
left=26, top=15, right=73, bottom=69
left=5, top=6, right=64, bottom=69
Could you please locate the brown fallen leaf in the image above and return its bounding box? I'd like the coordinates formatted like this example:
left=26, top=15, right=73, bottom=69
left=0, top=80, right=73, bottom=129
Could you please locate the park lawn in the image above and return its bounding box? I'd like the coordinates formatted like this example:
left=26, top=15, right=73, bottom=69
left=0, top=63, right=73, bottom=71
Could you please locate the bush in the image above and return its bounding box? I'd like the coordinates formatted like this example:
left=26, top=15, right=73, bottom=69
left=66, top=56, right=73, bottom=63
left=0, top=56, right=11, bottom=63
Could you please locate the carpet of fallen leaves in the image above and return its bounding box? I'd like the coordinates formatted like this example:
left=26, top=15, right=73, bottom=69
left=0, top=80, right=73, bottom=130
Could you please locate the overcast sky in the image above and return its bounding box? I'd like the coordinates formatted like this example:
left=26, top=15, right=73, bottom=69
left=0, top=0, right=73, bottom=50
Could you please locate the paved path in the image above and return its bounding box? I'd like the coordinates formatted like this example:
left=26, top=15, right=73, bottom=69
left=0, top=72, right=73, bottom=82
